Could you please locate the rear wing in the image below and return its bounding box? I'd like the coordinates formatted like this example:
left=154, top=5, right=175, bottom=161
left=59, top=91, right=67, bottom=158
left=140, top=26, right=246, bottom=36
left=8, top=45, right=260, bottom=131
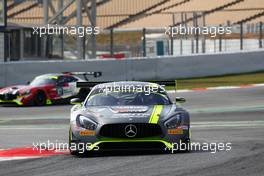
left=76, top=81, right=176, bottom=88
left=63, top=72, right=102, bottom=81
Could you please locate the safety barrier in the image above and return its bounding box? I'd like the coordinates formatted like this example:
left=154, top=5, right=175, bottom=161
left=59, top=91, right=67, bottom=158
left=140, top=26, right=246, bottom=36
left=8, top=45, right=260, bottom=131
left=0, top=49, right=264, bottom=87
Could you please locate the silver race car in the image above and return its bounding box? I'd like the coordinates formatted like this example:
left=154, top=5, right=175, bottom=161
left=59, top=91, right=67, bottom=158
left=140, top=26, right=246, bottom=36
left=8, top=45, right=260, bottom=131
left=69, top=81, right=190, bottom=155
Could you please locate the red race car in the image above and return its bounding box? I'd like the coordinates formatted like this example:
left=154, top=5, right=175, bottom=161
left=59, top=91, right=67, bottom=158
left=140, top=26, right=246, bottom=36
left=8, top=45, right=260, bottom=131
left=0, top=72, right=102, bottom=106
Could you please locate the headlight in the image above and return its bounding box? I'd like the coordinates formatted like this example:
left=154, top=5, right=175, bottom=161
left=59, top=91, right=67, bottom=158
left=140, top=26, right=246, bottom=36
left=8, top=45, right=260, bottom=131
left=164, top=113, right=183, bottom=129
left=76, top=115, right=97, bottom=130
left=20, top=90, right=31, bottom=96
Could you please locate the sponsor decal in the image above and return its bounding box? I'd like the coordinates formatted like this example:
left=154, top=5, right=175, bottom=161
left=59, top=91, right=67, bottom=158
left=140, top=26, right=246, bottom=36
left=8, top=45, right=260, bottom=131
left=168, top=128, right=183, bottom=135
left=115, top=113, right=151, bottom=118
left=79, top=130, right=95, bottom=136
left=111, top=106, right=149, bottom=113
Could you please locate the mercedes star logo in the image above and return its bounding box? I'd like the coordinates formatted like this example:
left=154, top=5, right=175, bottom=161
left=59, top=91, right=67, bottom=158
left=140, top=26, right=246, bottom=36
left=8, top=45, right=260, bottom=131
left=124, top=124, right=137, bottom=138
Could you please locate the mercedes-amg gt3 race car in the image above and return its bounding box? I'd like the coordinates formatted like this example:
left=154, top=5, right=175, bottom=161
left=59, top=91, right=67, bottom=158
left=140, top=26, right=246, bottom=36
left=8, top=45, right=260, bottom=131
left=0, top=72, right=101, bottom=106
left=69, top=81, right=190, bottom=154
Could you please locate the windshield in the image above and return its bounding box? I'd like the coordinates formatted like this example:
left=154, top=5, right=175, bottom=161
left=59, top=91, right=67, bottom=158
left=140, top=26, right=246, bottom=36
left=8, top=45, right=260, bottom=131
left=30, top=77, right=57, bottom=86
left=85, top=89, right=171, bottom=106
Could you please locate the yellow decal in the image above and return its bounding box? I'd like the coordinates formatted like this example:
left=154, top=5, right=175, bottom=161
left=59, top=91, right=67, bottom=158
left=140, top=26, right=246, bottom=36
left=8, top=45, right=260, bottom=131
left=46, top=99, right=52, bottom=105
left=48, top=76, right=58, bottom=79
left=149, top=105, right=163, bottom=124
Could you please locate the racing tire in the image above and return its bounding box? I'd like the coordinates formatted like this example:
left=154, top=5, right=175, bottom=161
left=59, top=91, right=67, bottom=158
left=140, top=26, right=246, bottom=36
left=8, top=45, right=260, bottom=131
left=34, top=91, right=47, bottom=106
left=69, top=129, right=80, bottom=155
left=69, top=130, right=94, bottom=156
left=165, top=138, right=191, bottom=154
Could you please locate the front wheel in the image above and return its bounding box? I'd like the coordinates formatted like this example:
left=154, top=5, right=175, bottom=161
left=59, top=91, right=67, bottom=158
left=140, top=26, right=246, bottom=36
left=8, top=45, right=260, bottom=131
left=34, top=91, right=46, bottom=106
left=165, top=138, right=191, bottom=154
left=69, top=129, right=78, bottom=155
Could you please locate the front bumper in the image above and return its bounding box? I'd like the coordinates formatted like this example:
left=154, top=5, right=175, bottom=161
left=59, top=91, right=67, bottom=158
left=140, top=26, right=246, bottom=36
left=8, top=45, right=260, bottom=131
left=0, top=94, right=24, bottom=105
left=87, top=138, right=173, bottom=151
left=0, top=94, right=52, bottom=106
left=70, top=123, right=190, bottom=151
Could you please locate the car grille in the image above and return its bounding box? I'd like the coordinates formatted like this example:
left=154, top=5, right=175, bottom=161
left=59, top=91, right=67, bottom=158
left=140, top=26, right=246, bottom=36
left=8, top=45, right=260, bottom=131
left=99, top=123, right=163, bottom=138
left=0, top=93, right=18, bottom=100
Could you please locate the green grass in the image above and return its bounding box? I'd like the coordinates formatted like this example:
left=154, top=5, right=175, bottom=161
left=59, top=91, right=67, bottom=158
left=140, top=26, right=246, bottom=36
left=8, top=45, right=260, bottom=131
left=166, top=72, right=264, bottom=90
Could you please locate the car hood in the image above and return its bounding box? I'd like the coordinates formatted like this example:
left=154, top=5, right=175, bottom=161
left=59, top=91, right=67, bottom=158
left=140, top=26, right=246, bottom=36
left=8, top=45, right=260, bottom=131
left=0, top=85, right=32, bottom=94
left=80, top=105, right=176, bottom=124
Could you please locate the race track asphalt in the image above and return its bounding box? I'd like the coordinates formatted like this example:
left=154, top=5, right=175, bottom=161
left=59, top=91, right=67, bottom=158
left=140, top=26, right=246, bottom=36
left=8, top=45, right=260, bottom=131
left=0, top=87, right=263, bottom=176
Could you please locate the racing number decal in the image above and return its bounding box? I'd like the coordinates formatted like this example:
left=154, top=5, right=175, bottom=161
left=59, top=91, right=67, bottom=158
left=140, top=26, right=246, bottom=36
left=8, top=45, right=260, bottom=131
left=57, top=87, right=63, bottom=96
left=149, top=105, right=163, bottom=124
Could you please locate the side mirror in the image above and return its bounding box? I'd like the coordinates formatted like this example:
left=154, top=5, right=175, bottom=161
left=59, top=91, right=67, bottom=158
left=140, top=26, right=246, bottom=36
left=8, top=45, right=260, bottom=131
left=175, top=97, right=186, bottom=103
left=70, top=98, right=82, bottom=105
